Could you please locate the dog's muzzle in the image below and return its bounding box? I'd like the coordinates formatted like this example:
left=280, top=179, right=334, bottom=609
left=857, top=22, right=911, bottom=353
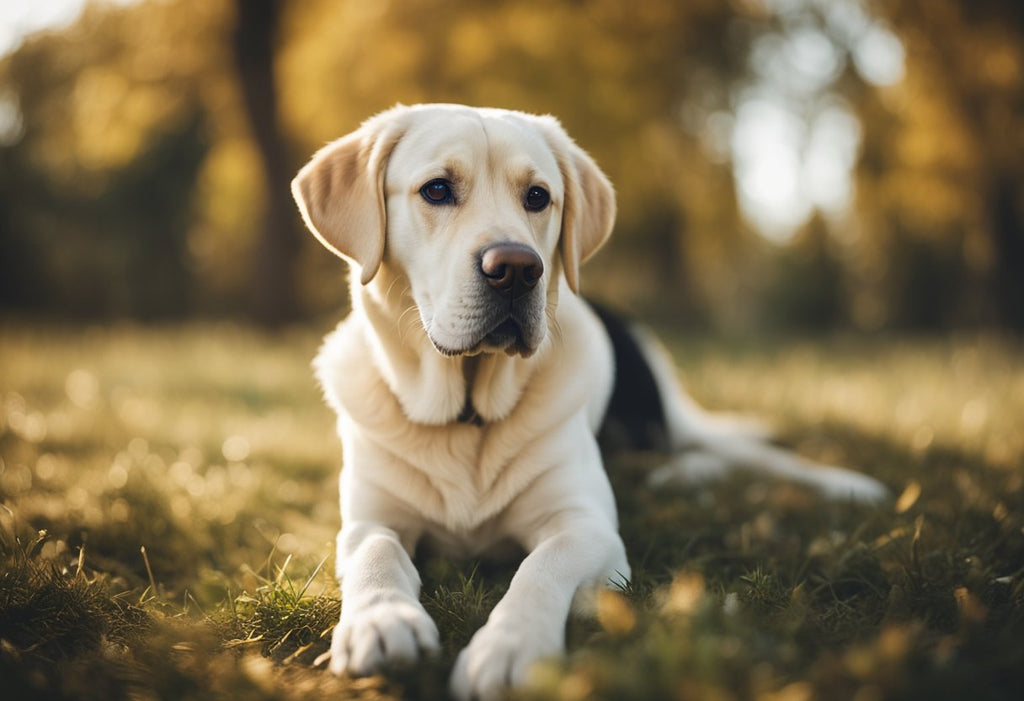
left=475, top=243, right=546, bottom=356
left=429, top=243, right=547, bottom=358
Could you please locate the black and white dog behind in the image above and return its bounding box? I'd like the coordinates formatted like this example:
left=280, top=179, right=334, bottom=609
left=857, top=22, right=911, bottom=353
left=291, top=103, right=888, bottom=701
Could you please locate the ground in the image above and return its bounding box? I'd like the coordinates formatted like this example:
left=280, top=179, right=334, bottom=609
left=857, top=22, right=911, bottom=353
left=1, top=323, right=1022, bottom=700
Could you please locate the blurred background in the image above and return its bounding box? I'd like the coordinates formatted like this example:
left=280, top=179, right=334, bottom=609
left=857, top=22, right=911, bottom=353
left=1, top=0, right=1021, bottom=334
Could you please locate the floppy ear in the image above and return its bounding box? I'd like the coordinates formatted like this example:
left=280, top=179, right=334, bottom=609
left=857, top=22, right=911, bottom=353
left=560, top=146, right=616, bottom=293
left=553, top=135, right=617, bottom=294
left=291, top=111, right=406, bottom=285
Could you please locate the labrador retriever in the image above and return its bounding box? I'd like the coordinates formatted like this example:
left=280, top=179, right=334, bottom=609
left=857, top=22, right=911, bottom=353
left=291, top=103, right=887, bottom=700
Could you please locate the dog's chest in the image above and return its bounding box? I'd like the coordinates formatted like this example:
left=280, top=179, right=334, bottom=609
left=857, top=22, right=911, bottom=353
left=362, top=421, right=541, bottom=534
left=319, top=317, right=567, bottom=534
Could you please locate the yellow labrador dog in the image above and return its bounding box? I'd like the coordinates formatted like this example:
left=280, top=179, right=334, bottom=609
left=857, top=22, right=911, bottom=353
left=292, top=104, right=887, bottom=700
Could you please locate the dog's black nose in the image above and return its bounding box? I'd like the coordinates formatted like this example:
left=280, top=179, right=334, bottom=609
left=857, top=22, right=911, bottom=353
left=480, top=243, right=544, bottom=298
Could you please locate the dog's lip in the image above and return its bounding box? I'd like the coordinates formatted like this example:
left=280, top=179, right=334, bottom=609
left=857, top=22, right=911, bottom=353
left=472, top=317, right=525, bottom=355
left=484, top=318, right=522, bottom=344
left=429, top=316, right=532, bottom=357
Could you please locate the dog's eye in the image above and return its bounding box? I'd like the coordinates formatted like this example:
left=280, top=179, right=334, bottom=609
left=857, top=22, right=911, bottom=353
left=420, top=179, right=454, bottom=205
left=524, top=186, right=550, bottom=212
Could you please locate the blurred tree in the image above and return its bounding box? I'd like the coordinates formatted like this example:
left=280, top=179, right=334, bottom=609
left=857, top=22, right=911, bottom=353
left=233, top=0, right=299, bottom=326
left=0, top=2, right=216, bottom=320
left=766, top=213, right=848, bottom=331
left=857, top=0, right=1024, bottom=331
left=1, top=0, right=1021, bottom=333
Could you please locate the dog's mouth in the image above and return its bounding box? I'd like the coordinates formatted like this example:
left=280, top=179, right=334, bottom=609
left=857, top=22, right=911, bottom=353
left=482, top=318, right=523, bottom=350
left=467, top=316, right=534, bottom=357
left=431, top=316, right=538, bottom=358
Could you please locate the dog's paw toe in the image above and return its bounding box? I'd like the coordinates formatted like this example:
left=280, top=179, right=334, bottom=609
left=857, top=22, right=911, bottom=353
left=450, top=621, right=559, bottom=701
left=325, top=600, right=440, bottom=677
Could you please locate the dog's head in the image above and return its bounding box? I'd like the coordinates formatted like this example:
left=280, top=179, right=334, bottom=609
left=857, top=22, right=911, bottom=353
left=292, top=104, right=615, bottom=358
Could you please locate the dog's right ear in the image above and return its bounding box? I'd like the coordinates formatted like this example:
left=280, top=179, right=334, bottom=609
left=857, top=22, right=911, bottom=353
left=291, top=111, right=406, bottom=285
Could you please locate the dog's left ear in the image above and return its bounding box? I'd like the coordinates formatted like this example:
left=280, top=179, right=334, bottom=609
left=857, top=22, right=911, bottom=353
left=538, top=119, right=616, bottom=294
left=291, top=108, right=407, bottom=285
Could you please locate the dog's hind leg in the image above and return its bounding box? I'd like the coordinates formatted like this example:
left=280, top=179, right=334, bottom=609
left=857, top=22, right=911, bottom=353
left=647, top=438, right=890, bottom=503
left=633, top=329, right=889, bottom=504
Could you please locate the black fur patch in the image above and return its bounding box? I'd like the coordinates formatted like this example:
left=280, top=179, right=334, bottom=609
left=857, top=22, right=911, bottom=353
left=589, top=301, right=669, bottom=452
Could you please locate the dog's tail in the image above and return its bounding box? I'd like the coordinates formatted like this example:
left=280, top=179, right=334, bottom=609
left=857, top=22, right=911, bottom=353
left=623, top=322, right=889, bottom=504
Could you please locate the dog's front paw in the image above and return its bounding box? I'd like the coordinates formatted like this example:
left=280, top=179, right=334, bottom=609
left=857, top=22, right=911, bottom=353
left=322, top=598, right=440, bottom=677
left=449, top=619, right=561, bottom=701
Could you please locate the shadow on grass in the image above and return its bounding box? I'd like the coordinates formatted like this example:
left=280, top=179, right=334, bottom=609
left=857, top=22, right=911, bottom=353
left=560, top=422, right=1024, bottom=700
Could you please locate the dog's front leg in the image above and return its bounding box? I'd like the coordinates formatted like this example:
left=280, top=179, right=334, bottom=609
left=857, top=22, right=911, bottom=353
left=450, top=513, right=628, bottom=701
left=323, top=521, right=440, bottom=677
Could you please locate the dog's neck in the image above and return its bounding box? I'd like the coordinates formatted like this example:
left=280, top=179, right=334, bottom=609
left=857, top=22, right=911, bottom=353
left=456, top=356, right=486, bottom=426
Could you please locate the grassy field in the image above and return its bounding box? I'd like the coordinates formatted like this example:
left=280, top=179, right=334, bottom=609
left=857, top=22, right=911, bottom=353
left=1, top=323, right=1023, bottom=700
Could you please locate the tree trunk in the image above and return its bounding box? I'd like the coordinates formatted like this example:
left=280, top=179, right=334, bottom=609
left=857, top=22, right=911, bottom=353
left=989, top=175, right=1024, bottom=332
left=233, top=0, right=299, bottom=326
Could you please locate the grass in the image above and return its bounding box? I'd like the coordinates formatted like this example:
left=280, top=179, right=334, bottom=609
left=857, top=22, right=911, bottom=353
left=1, top=322, right=1023, bottom=700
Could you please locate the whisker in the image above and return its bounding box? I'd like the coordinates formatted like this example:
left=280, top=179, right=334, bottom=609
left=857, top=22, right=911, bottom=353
left=384, top=274, right=404, bottom=305
left=397, top=302, right=422, bottom=344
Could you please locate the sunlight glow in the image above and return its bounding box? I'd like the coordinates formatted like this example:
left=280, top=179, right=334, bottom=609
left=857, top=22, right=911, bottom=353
left=804, top=104, right=862, bottom=212
left=854, top=24, right=906, bottom=86
left=0, top=0, right=87, bottom=57
left=0, top=0, right=141, bottom=57
left=732, top=0, right=905, bottom=240
left=732, top=97, right=810, bottom=237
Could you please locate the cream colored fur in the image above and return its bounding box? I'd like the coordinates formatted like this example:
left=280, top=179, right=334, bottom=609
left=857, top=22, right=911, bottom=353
left=294, top=104, right=625, bottom=701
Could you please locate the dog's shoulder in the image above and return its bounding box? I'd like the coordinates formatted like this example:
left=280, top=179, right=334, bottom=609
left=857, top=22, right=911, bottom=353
left=314, top=313, right=411, bottom=424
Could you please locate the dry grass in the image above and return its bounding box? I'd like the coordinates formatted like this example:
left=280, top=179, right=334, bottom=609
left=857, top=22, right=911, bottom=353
left=1, top=323, right=1022, bottom=700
